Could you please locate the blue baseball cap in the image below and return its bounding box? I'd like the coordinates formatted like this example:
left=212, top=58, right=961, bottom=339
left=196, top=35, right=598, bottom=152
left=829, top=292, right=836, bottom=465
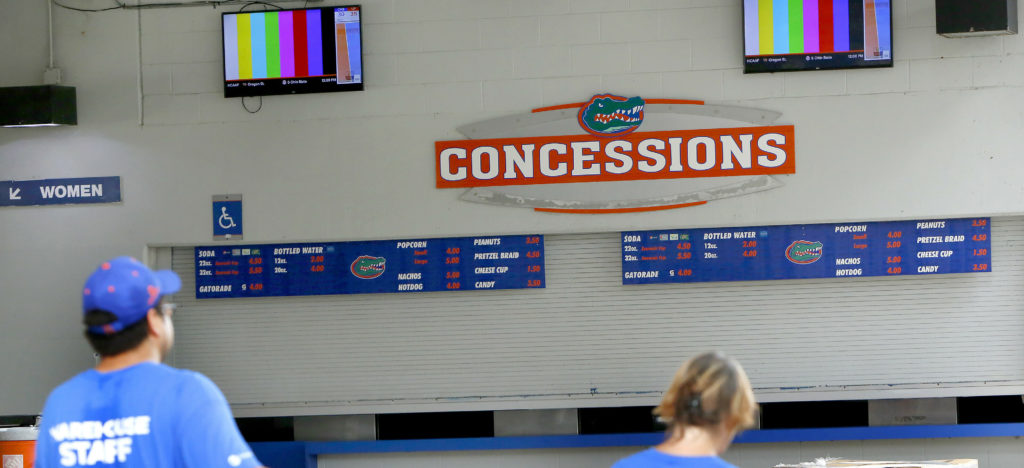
left=82, top=256, right=181, bottom=335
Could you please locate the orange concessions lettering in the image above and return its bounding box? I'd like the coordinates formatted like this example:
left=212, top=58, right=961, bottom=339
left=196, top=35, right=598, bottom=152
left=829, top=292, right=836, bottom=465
left=435, top=126, right=796, bottom=188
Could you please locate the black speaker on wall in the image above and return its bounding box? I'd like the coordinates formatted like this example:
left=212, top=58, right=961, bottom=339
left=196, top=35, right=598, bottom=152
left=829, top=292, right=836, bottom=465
left=0, top=85, right=77, bottom=127
left=936, top=0, right=1018, bottom=37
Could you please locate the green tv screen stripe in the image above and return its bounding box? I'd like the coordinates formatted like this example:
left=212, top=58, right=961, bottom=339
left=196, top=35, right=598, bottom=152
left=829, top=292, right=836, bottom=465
left=788, top=0, right=803, bottom=53
left=265, top=12, right=281, bottom=78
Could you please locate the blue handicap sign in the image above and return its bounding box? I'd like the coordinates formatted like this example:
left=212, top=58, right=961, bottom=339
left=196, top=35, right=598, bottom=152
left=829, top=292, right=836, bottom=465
left=213, top=196, right=243, bottom=239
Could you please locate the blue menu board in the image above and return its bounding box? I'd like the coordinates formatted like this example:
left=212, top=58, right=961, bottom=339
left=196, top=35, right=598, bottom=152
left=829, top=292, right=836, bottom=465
left=196, top=235, right=544, bottom=298
left=622, top=218, right=991, bottom=284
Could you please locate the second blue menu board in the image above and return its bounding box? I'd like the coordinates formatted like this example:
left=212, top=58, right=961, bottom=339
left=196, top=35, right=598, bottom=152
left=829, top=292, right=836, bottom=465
left=196, top=234, right=544, bottom=298
left=623, top=218, right=991, bottom=284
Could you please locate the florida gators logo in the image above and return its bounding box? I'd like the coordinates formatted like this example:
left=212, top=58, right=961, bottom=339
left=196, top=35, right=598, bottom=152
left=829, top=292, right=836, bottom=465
left=351, top=255, right=386, bottom=279
left=578, top=94, right=645, bottom=137
left=786, top=241, right=823, bottom=264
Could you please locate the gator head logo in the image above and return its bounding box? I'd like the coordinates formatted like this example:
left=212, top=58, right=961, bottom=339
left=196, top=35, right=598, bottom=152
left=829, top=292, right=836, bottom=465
left=578, top=94, right=645, bottom=137
left=351, top=255, right=386, bottom=279
left=786, top=240, right=823, bottom=264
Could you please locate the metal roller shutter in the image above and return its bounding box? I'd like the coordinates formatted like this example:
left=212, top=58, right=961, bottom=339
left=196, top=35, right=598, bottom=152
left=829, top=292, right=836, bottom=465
left=169, top=218, right=1024, bottom=417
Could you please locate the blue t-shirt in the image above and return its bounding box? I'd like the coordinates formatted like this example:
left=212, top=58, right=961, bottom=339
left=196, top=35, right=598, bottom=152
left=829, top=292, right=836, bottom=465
left=35, top=362, right=261, bottom=468
left=613, top=448, right=737, bottom=468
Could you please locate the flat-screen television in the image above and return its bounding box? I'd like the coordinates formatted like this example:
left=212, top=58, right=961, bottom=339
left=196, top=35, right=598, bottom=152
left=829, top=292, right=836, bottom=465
left=222, top=5, right=363, bottom=97
left=743, top=0, right=892, bottom=73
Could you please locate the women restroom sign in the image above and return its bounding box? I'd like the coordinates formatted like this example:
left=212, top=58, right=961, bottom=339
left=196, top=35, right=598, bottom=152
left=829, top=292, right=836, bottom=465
left=0, top=176, right=121, bottom=207
left=212, top=194, right=243, bottom=240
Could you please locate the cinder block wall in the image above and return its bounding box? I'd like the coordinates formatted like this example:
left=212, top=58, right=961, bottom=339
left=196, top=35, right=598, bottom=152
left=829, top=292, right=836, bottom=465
left=3, top=4, right=1024, bottom=467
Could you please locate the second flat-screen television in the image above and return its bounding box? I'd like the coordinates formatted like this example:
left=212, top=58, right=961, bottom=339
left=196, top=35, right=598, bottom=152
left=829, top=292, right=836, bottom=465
left=222, top=5, right=363, bottom=97
left=743, top=0, right=893, bottom=73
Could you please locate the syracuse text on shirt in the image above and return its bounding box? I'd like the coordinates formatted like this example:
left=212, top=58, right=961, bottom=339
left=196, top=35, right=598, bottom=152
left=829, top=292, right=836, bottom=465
left=48, top=415, right=151, bottom=466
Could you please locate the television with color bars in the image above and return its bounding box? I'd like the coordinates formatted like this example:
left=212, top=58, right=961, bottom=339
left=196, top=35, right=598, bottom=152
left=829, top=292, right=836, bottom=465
left=743, top=0, right=893, bottom=73
left=222, top=5, right=363, bottom=97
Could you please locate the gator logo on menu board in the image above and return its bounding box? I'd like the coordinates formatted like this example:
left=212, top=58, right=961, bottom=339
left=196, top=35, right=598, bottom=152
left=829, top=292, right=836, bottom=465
left=578, top=94, right=645, bottom=137
left=786, top=241, right=823, bottom=264
left=351, top=255, right=386, bottom=279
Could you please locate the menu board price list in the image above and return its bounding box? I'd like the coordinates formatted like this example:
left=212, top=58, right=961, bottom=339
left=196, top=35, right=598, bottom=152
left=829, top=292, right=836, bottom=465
left=196, top=235, right=544, bottom=298
left=622, top=218, right=991, bottom=285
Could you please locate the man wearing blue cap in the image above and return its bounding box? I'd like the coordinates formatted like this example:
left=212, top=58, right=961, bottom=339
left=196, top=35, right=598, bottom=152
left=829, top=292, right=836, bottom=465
left=34, top=256, right=264, bottom=467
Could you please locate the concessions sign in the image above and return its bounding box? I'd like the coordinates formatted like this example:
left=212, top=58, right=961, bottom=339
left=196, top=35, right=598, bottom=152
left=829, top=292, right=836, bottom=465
left=435, top=94, right=796, bottom=213
left=437, top=126, right=794, bottom=188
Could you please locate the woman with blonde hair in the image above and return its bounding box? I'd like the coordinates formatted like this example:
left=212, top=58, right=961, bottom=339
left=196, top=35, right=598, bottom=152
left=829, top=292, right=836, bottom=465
left=612, top=351, right=758, bottom=467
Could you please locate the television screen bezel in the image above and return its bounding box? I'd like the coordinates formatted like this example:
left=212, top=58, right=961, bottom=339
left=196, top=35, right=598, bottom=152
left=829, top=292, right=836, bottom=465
left=741, top=0, right=894, bottom=74
left=221, top=4, right=364, bottom=98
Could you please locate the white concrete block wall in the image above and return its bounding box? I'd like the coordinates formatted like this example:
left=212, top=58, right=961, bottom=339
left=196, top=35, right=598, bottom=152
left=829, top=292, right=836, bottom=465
left=663, top=69, right=723, bottom=100
left=630, top=40, right=691, bottom=73
left=1, top=1, right=49, bottom=87
left=974, top=54, right=1024, bottom=87
left=602, top=11, right=660, bottom=43
left=845, top=60, right=909, bottom=94
left=911, top=57, right=975, bottom=91
left=4, top=1, right=1024, bottom=459
left=126, top=0, right=1024, bottom=125
left=539, top=14, right=597, bottom=45
left=722, top=69, right=784, bottom=100
left=142, top=64, right=173, bottom=95
left=783, top=70, right=847, bottom=97
left=514, top=46, right=572, bottom=78
left=603, top=72, right=663, bottom=97
left=573, top=43, right=632, bottom=74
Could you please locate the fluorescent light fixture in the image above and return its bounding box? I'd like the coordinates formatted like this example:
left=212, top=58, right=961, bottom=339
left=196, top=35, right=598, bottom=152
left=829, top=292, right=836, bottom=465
left=0, top=85, right=77, bottom=127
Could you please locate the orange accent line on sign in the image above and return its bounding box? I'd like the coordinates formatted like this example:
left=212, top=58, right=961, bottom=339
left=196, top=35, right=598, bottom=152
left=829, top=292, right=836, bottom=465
left=644, top=99, right=705, bottom=105
left=534, top=200, right=707, bottom=214
left=531, top=103, right=586, bottom=113
left=531, top=99, right=705, bottom=113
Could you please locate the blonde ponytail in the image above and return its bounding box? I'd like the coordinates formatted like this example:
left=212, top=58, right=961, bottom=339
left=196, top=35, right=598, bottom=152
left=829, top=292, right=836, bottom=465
left=653, top=352, right=758, bottom=432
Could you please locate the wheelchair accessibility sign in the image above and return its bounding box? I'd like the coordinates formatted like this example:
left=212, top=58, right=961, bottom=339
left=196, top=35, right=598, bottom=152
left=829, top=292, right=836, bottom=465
left=213, top=194, right=243, bottom=240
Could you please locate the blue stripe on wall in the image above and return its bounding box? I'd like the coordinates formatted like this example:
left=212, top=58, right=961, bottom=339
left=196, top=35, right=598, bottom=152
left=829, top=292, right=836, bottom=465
left=292, top=423, right=1024, bottom=455
left=246, top=423, right=1024, bottom=466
